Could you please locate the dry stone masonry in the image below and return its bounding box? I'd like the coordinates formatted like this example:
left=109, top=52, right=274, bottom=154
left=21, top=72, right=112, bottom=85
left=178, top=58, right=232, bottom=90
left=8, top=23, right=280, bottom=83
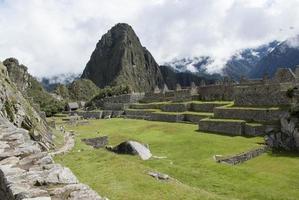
left=0, top=116, right=103, bottom=200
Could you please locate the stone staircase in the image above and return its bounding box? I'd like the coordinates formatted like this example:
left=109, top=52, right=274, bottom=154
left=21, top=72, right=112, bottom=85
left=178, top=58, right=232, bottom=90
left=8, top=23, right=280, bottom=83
left=0, top=117, right=104, bottom=200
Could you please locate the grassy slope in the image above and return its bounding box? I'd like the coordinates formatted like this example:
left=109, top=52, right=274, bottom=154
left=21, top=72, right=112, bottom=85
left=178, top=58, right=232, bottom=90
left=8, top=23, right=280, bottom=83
left=55, top=119, right=299, bottom=200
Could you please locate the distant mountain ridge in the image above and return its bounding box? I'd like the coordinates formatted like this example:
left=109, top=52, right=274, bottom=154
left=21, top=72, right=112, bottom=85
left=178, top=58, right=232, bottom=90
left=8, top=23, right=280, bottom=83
left=165, top=36, right=299, bottom=80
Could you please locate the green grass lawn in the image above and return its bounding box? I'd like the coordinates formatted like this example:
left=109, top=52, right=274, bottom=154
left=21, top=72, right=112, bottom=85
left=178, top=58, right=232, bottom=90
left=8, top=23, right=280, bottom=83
left=54, top=118, right=299, bottom=200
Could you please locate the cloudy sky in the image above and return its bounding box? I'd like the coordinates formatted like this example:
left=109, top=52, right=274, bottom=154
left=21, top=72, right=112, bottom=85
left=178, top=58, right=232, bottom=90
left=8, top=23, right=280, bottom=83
left=0, top=0, right=299, bottom=77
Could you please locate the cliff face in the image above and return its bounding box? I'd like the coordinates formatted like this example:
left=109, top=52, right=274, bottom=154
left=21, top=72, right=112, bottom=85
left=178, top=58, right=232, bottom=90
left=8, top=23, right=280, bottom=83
left=3, top=58, right=64, bottom=117
left=81, top=23, right=164, bottom=92
left=0, top=61, right=52, bottom=149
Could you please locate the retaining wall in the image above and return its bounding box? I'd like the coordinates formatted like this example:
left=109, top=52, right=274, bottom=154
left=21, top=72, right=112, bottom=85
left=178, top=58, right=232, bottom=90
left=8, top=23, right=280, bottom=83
left=198, top=120, right=245, bottom=135
left=149, top=113, right=185, bottom=123
left=160, top=103, right=190, bottom=112
left=234, top=83, right=292, bottom=106
left=214, top=107, right=288, bottom=123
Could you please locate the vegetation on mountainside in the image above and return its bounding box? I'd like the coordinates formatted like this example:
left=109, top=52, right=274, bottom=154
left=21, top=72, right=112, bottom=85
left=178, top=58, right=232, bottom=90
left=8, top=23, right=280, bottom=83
left=3, top=58, right=64, bottom=117
left=54, top=118, right=299, bottom=200
left=68, top=79, right=99, bottom=101
left=26, top=77, right=65, bottom=117
left=54, top=79, right=100, bottom=102
left=85, top=85, right=131, bottom=109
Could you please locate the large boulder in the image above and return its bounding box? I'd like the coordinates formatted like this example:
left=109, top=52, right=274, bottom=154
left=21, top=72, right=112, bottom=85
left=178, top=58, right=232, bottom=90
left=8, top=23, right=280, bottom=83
left=108, top=141, right=152, bottom=160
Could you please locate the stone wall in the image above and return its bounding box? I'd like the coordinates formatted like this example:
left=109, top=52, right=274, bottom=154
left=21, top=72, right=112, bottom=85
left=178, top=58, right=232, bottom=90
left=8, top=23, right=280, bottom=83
left=103, top=102, right=129, bottom=110
left=198, top=119, right=245, bottom=135
left=191, top=102, right=228, bottom=112
left=197, top=84, right=234, bottom=101
left=149, top=113, right=185, bottom=123
left=173, top=89, right=193, bottom=102
left=214, top=107, right=288, bottom=123
left=234, top=83, right=292, bottom=106
left=184, top=113, right=206, bottom=124
left=74, top=111, right=103, bottom=119
left=215, top=146, right=269, bottom=165
left=0, top=117, right=103, bottom=200
left=160, top=103, right=189, bottom=112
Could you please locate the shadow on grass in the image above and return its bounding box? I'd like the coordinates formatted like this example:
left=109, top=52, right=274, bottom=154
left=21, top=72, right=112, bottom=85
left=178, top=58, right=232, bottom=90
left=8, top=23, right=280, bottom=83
left=195, top=129, right=264, bottom=139
left=267, top=150, right=299, bottom=158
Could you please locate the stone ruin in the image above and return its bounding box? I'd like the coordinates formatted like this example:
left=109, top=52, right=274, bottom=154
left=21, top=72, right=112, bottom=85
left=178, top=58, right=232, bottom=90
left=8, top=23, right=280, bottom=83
left=0, top=116, right=104, bottom=200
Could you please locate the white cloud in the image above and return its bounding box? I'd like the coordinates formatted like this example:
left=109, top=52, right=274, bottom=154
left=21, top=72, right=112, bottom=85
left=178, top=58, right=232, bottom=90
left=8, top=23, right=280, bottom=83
left=0, top=0, right=298, bottom=76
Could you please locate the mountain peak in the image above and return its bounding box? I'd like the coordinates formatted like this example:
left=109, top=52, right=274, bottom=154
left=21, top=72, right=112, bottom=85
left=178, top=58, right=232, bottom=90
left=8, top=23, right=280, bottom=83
left=81, top=23, right=164, bottom=92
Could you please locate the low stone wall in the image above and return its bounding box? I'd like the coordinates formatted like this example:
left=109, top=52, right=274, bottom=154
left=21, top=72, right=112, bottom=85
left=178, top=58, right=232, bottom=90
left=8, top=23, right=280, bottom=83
left=184, top=114, right=206, bottom=124
left=215, top=146, right=269, bottom=165
left=129, top=103, right=164, bottom=110
left=149, top=113, right=185, bottom=123
left=0, top=117, right=103, bottom=200
left=160, top=103, right=189, bottom=112
left=74, top=111, right=103, bottom=119
left=103, top=102, right=129, bottom=110
left=198, top=119, right=245, bottom=135
left=73, top=110, right=124, bottom=119
left=191, top=102, right=228, bottom=112
left=244, top=124, right=266, bottom=136
left=214, top=107, right=288, bottom=123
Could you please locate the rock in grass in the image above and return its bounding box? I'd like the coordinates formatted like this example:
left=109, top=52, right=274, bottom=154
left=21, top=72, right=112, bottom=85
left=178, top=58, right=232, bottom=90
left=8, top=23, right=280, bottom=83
left=107, top=141, right=152, bottom=160
left=148, top=171, right=170, bottom=180
left=82, top=136, right=109, bottom=149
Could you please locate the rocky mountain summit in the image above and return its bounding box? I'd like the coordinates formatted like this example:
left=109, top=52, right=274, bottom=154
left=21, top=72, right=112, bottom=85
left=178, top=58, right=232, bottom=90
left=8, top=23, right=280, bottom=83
left=81, top=23, right=164, bottom=92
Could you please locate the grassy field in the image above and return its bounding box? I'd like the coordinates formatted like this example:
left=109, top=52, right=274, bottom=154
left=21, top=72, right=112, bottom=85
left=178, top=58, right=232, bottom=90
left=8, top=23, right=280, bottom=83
left=54, top=118, right=299, bottom=200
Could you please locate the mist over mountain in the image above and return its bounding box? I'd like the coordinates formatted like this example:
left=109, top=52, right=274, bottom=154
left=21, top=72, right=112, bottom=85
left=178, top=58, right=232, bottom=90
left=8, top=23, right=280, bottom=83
left=39, top=73, right=80, bottom=91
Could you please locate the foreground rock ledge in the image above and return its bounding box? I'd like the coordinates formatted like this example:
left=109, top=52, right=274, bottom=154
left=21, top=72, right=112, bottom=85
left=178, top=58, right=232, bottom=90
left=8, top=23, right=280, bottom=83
left=0, top=117, right=104, bottom=200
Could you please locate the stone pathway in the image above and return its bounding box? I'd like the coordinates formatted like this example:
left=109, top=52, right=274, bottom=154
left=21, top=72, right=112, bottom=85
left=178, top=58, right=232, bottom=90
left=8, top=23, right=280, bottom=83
left=50, top=131, right=75, bottom=156
left=0, top=116, right=104, bottom=200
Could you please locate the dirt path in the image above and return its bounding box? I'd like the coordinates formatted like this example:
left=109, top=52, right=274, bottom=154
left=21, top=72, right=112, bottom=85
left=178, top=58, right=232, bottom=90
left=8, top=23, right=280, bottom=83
left=50, top=131, right=75, bottom=156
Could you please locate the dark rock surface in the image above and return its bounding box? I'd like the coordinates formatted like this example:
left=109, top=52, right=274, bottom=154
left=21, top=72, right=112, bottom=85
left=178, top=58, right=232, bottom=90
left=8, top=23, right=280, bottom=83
left=81, top=23, right=164, bottom=92
left=82, top=136, right=109, bottom=149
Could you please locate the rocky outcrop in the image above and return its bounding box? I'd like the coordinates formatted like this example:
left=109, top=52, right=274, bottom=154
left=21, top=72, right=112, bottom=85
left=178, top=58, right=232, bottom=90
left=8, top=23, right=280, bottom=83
left=3, top=58, right=64, bottom=117
left=81, top=23, right=164, bottom=92
left=0, top=61, right=52, bottom=149
left=0, top=115, right=103, bottom=199
left=265, top=116, right=299, bottom=151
